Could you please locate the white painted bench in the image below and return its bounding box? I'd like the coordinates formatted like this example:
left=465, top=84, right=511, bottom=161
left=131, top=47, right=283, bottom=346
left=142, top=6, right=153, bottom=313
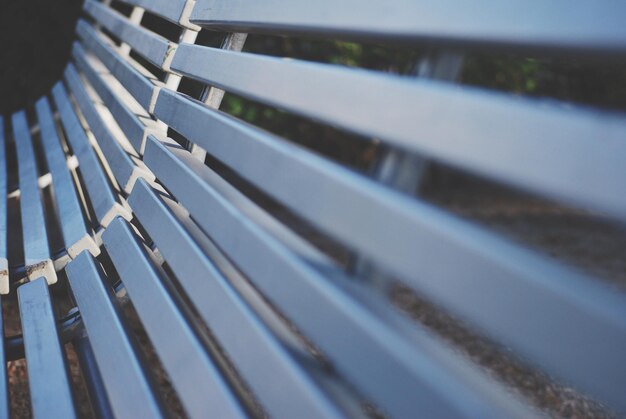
left=0, top=0, right=625, bottom=417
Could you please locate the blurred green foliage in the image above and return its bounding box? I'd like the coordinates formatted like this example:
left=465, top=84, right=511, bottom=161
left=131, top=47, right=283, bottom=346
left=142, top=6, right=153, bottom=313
left=463, top=55, right=626, bottom=110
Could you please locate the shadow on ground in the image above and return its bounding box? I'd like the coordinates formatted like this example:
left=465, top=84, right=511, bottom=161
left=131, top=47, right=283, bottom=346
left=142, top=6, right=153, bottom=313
left=0, top=0, right=83, bottom=115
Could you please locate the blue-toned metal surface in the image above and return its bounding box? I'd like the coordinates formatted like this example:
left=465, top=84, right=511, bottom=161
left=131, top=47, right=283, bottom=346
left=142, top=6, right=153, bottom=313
left=191, top=0, right=626, bottom=56
left=66, top=253, right=165, bottom=419
left=0, top=0, right=623, bottom=416
left=18, top=278, right=77, bottom=419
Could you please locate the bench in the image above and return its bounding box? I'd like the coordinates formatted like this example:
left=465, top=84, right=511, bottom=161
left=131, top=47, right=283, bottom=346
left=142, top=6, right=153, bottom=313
left=1, top=0, right=625, bottom=417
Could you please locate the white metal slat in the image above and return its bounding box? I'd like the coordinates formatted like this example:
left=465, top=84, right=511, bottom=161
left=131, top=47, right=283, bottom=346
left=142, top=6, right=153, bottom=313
left=135, top=145, right=533, bottom=418
left=18, top=278, right=77, bottom=419
left=72, top=41, right=162, bottom=155
left=53, top=78, right=132, bottom=227
left=69, top=44, right=155, bottom=190
left=152, top=90, right=626, bottom=412
left=102, top=218, right=248, bottom=419
left=76, top=20, right=159, bottom=114
left=12, top=111, right=57, bottom=284
left=35, top=97, right=100, bottom=259
left=112, top=185, right=345, bottom=418
left=170, top=44, right=626, bottom=220
left=115, top=0, right=190, bottom=26
left=190, top=0, right=626, bottom=56
left=84, top=0, right=175, bottom=70
left=66, top=252, right=166, bottom=419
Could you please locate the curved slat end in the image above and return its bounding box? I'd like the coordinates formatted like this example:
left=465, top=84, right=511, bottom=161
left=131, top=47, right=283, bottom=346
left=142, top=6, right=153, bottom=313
left=53, top=253, right=72, bottom=272
left=26, top=259, right=58, bottom=285
left=68, top=234, right=101, bottom=260
left=124, top=163, right=155, bottom=195
left=101, top=202, right=133, bottom=228
left=179, top=0, right=201, bottom=31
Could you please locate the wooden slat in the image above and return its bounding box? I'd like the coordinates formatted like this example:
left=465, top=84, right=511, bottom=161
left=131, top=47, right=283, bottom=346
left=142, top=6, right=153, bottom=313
left=52, top=79, right=131, bottom=227
left=102, top=218, right=247, bottom=418
left=149, top=88, right=626, bottom=411
left=190, top=0, right=626, bottom=56
left=35, top=97, right=99, bottom=259
left=169, top=45, right=626, bottom=220
left=133, top=151, right=531, bottom=418
left=66, top=252, right=165, bottom=419
left=18, top=278, right=77, bottom=419
left=76, top=20, right=159, bottom=113
left=12, top=111, right=56, bottom=284
left=84, top=0, right=174, bottom=69
left=0, top=118, right=8, bottom=294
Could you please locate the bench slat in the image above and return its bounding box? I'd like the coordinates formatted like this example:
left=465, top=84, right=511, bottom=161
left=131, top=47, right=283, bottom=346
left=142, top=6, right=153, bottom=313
left=12, top=112, right=57, bottom=284
left=73, top=42, right=159, bottom=155
left=123, top=176, right=346, bottom=418
left=134, top=149, right=531, bottom=418
left=169, top=45, right=626, bottom=219
left=84, top=0, right=174, bottom=69
left=0, top=118, right=8, bottom=294
left=102, top=218, right=247, bottom=418
left=115, top=0, right=189, bottom=26
left=77, top=20, right=158, bottom=113
left=151, top=91, right=626, bottom=410
left=68, top=56, right=137, bottom=190
left=18, top=278, right=77, bottom=419
left=66, top=252, right=165, bottom=419
left=190, top=0, right=626, bottom=56
left=35, top=97, right=99, bottom=259
left=53, top=79, right=131, bottom=227
left=69, top=45, right=154, bottom=191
